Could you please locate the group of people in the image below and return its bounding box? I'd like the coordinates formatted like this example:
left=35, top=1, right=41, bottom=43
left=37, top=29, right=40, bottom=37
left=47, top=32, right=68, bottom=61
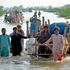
left=1, top=11, right=69, bottom=62
left=0, top=23, right=69, bottom=61
left=30, top=11, right=41, bottom=37
left=36, top=25, right=69, bottom=61
left=4, top=11, right=24, bottom=24
left=0, top=25, right=27, bottom=57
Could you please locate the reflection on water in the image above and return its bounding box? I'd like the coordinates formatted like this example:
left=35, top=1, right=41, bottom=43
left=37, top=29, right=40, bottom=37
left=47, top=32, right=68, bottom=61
left=0, top=55, right=70, bottom=70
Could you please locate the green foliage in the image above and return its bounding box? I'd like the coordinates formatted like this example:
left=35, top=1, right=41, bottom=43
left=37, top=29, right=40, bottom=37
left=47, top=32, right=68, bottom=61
left=58, top=8, right=70, bottom=18
left=32, top=5, right=70, bottom=19
left=0, top=6, right=6, bottom=16
left=46, top=7, right=70, bottom=19
left=0, top=5, right=70, bottom=18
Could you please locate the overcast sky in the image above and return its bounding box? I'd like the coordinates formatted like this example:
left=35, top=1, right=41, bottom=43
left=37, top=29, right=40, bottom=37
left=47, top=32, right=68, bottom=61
left=0, top=0, right=70, bottom=8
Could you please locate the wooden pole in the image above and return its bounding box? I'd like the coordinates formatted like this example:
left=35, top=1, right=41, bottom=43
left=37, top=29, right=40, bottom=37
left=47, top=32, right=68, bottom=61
left=26, top=21, right=29, bottom=37
left=42, top=16, right=45, bottom=27
left=47, top=19, right=51, bottom=33
left=67, top=22, right=70, bottom=49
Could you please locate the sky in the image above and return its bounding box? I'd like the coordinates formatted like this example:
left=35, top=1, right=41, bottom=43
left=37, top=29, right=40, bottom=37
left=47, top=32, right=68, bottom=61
left=0, top=0, right=70, bottom=8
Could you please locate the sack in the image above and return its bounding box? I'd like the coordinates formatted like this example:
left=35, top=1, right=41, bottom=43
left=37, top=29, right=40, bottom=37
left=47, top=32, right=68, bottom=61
left=63, top=37, right=69, bottom=55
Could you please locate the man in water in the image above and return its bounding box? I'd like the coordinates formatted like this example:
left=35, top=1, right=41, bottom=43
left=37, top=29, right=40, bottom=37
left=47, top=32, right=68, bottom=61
left=45, top=27, right=64, bottom=61
left=36, top=25, right=51, bottom=58
left=0, top=28, right=11, bottom=57
left=19, top=12, right=23, bottom=24
left=17, top=25, right=24, bottom=51
left=38, top=11, right=41, bottom=18
left=10, top=27, right=27, bottom=56
left=4, top=13, right=8, bottom=23
left=30, top=15, right=41, bottom=37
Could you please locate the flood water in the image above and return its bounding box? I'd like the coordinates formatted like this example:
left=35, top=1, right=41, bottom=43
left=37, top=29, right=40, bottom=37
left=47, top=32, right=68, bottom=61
left=0, top=55, right=70, bottom=70
left=0, top=11, right=70, bottom=70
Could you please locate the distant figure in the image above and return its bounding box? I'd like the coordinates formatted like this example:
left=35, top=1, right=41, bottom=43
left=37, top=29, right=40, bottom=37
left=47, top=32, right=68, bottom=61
left=0, top=28, right=11, bottom=57
left=47, top=19, right=50, bottom=25
left=8, top=13, right=13, bottom=23
left=17, top=25, right=24, bottom=51
left=45, top=21, right=47, bottom=25
left=34, top=11, right=37, bottom=17
left=37, top=25, right=51, bottom=57
left=4, top=13, right=8, bottom=23
left=19, top=12, right=23, bottom=24
left=4, top=13, right=13, bottom=23
left=15, top=11, right=19, bottom=24
left=45, top=27, right=64, bottom=61
left=38, top=11, right=41, bottom=18
left=10, top=27, right=27, bottom=56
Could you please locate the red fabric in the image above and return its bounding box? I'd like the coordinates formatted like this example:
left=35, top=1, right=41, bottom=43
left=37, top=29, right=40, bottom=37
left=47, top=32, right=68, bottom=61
left=57, top=53, right=64, bottom=60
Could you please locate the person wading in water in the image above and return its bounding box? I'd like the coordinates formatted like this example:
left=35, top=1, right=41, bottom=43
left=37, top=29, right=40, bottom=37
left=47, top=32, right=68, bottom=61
left=10, top=27, right=27, bottom=56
